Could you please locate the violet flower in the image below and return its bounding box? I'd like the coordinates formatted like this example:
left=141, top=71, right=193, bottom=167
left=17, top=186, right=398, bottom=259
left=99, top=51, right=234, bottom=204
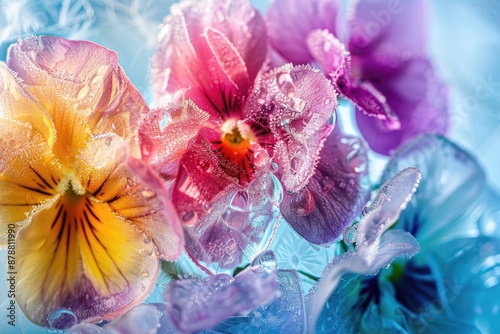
left=142, top=0, right=371, bottom=270
left=267, top=0, right=448, bottom=155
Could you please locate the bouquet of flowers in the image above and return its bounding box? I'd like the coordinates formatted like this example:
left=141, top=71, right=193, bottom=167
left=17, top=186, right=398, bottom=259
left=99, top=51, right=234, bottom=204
left=0, top=0, right=499, bottom=333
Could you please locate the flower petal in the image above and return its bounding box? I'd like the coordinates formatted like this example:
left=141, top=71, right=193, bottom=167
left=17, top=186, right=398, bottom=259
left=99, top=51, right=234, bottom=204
left=267, top=0, right=341, bottom=64
left=7, top=36, right=148, bottom=159
left=0, top=117, right=61, bottom=230
left=347, top=0, right=428, bottom=71
left=103, top=304, right=162, bottom=334
left=152, top=0, right=265, bottom=118
left=280, top=126, right=370, bottom=245
left=75, top=136, right=184, bottom=260
left=306, top=29, right=400, bottom=129
left=173, top=132, right=281, bottom=269
left=165, top=253, right=279, bottom=333
left=15, top=194, right=159, bottom=327
left=356, top=58, right=448, bottom=155
left=245, top=64, right=337, bottom=192
left=139, top=101, right=211, bottom=182
left=381, top=134, right=486, bottom=248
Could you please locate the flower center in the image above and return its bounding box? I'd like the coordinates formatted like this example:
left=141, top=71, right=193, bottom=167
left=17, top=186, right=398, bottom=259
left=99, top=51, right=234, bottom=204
left=219, top=119, right=257, bottom=163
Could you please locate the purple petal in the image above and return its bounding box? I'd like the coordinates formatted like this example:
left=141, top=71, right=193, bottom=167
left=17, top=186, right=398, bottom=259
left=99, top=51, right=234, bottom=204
left=308, top=230, right=420, bottom=331
left=347, top=0, right=428, bottom=71
left=306, top=29, right=400, bottom=130
left=165, top=252, right=280, bottom=333
left=104, top=304, right=162, bottom=334
left=267, top=0, right=341, bottom=64
left=245, top=64, right=337, bottom=192
left=356, top=58, right=448, bottom=154
left=280, top=126, right=370, bottom=245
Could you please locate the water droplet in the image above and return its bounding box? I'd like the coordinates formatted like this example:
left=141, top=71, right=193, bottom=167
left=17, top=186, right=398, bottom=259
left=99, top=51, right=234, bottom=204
left=200, top=161, right=212, bottom=172
left=277, top=72, right=295, bottom=97
left=270, top=162, right=279, bottom=172
left=91, top=75, right=102, bottom=85
left=76, top=85, right=89, bottom=100
left=181, top=211, right=198, bottom=225
left=228, top=191, right=250, bottom=212
left=47, top=308, right=77, bottom=330
left=140, top=269, right=149, bottom=277
left=291, top=98, right=306, bottom=113
left=324, top=98, right=332, bottom=105
left=127, top=178, right=136, bottom=187
left=290, top=156, right=304, bottom=174
left=105, top=137, right=112, bottom=146
left=343, top=226, right=357, bottom=244
left=251, top=251, right=277, bottom=273
left=139, top=248, right=153, bottom=257
left=289, top=188, right=315, bottom=216
left=210, top=274, right=233, bottom=289
left=141, top=189, right=156, bottom=199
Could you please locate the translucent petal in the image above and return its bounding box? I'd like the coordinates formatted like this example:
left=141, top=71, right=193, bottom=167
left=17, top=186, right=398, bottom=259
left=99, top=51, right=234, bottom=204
left=104, top=304, right=162, bottom=334
left=7, top=36, right=148, bottom=159
left=245, top=64, right=337, bottom=192
left=165, top=255, right=279, bottom=333
left=381, top=134, right=486, bottom=248
left=75, top=136, right=184, bottom=260
left=267, top=0, right=340, bottom=64
left=280, top=126, right=370, bottom=245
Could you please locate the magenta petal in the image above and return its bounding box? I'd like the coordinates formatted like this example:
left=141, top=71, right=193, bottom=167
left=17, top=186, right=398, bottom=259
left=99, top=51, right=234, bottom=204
left=173, top=132, right=281, bottom=269
left=152, top=0, right=265, bottom=118
left=165, top=252, right=279, bottom=333
left=356, top=58, right=448, bottom=154
left=246, top=64, right=337, bottom=192
left=347, top=0, right=428, bottom=71
left=306, top=29, right=400, bottom=129
left=267, top=0, right=340, bottom=64
left=280, top=127, right=370, bottom=245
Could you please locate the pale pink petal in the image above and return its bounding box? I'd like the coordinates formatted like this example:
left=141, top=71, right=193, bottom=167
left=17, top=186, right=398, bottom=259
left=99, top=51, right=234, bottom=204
left=280, top=126, right=370, bottom=245
left=245, top=64, right=337, bottom=192
left=138, top=101, right=211, bottom=182
left=267, top=0, right=341, bottom=64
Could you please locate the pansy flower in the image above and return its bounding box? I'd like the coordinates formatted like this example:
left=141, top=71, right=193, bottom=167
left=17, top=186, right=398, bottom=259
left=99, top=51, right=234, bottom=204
left=143, top=0, right=371, bottom=270
left=0, top=36, right=183, bottom=328
left=311, top=134, right=500, bottom=333
left=267, top=0, right=448, bottom=155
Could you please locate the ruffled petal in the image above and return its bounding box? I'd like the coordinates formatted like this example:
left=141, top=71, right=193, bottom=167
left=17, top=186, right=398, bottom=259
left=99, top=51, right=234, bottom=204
left=306, top=29, right=400, bottom=130
left=75, top=136, right=184, bottom=260
left=138, top=101, right=211, bottom=181
left=152, top=0, right=265, bottom=118
left=356, top=58, right=448, bottom=155
left=308, top=167, right=421, bottom=330
left=0, top=117, right=61, bottom=231
left=15, top=194, right=159, bottom=327
left=280, top=126, right=370, bottom=245
left=7, top=36, right=148, bottom=161
left=347, top=0, right=428, bottom=72
left=245, top=64, right=337, bottom=192
left=381, top=134, right=486, bottom=249
left=165, top=252, right=279, bottom=333
left=172, top=132, right=281, bottom=269
left=204, top=269, right=306, bottom=333
left=266, top=0, right=340, bottom=64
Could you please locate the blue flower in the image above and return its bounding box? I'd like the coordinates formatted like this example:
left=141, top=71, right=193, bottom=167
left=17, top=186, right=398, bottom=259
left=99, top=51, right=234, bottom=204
left=313, top=134, right=500, bottom=333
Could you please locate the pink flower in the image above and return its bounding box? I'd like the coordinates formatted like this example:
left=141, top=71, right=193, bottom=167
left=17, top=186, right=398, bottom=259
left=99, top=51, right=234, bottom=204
left=142, top=0, right=371, bottom=269
left=267, top=0, right=448, bottom=155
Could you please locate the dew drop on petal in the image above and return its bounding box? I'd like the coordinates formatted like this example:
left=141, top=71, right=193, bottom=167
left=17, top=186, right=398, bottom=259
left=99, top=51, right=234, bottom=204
left=181, top=211, right=198, bottom=225
left=105, top=137, right=112, bottom=146
left=77, top=85, right=89, bottom=100
left=251, top=251, right=277, bottom=273
left=228, top=190, right=250, bottom=212
left=270, top=162, right=279, bottom=172
left=126, top=178, right=136, bottom=187
left=47, top=308, right=78, bottom=330
left=140, top=269, right=149, bottom=277
left=289, top=188, right=315, bottom=216
left=343, top=226, right=357, bottom=244
left=210, top=274, right=234, bottom=289
left=290, top=156, right=304, bottom=174
left=277, top=72, right=296, bottom=97
left=141, top=189, right=156, bottom=199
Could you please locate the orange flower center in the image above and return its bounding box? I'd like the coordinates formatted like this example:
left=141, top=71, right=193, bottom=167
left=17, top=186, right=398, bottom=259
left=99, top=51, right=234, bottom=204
left=219, top=119, right=256, bottom=163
